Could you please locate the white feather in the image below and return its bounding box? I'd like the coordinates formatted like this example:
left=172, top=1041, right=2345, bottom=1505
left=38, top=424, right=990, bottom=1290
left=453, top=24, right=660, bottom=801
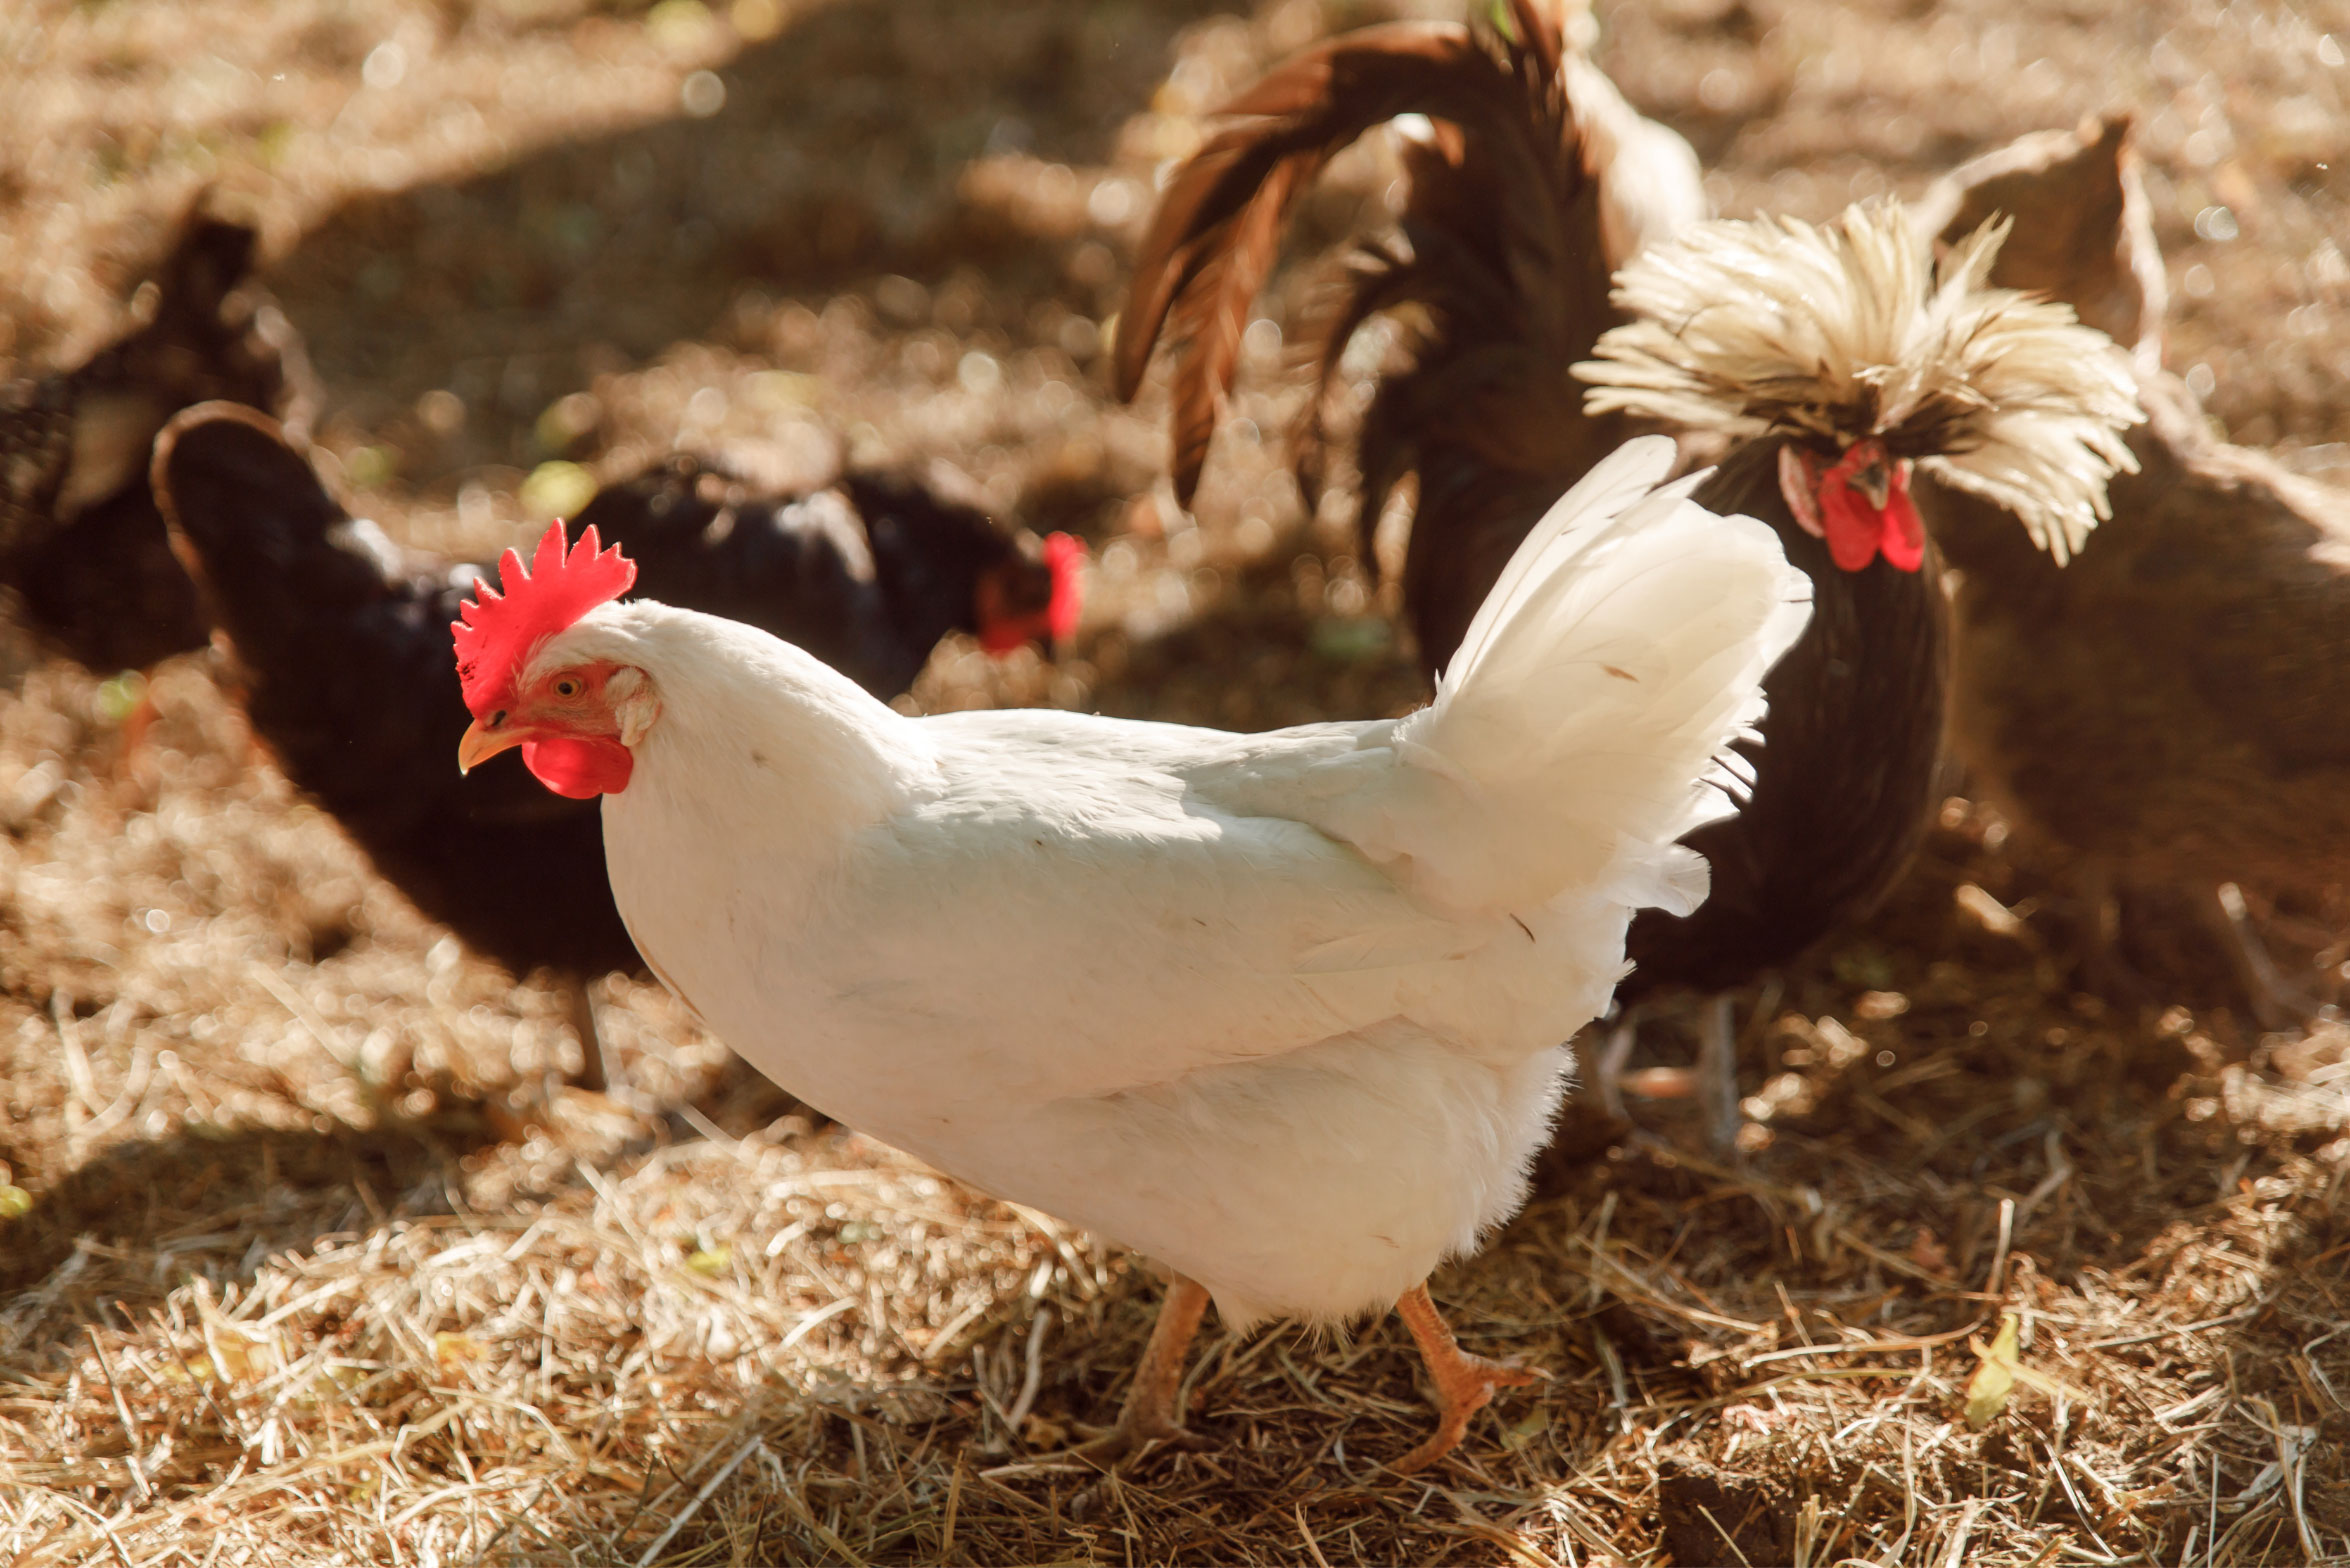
left=533, top=448, right=1810, bottom=1328
left=1322, top=435, right=1816, bottom=917
left=1561, top=50, right=1708, bottom=268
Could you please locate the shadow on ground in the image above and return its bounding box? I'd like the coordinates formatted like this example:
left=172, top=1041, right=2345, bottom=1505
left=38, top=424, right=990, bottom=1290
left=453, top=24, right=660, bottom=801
left=271, top=0, right=1248, bottom=481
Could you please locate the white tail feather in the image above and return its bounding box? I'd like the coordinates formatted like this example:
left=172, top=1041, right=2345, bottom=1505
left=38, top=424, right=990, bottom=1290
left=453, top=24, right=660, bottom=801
left=1561, top=51, right=1709, bottom=269
left=1363, top=436, right=1813, bottom=916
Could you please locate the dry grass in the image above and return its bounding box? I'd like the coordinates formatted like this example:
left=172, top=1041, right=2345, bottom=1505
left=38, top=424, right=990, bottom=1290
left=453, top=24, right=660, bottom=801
left=4, top=0, right=2350, bottom=1562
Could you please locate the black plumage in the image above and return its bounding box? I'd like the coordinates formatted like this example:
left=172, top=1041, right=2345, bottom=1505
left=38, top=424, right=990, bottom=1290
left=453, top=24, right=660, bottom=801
left=1, top=211, right=309, bottom=670
left=154, top=405, right=1060, bottom=1087
left=572, top=460, right=1059, bottom=702
left=1116, top=8, right=1938, bottom=1080
left=1622, top=440, right=1950, bottom=1000
left=1115, top=4, right=1639, bottom=676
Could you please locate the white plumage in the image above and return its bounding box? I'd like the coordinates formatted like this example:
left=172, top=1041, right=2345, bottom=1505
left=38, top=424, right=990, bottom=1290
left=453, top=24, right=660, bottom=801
left=1560, top=49, right=1708, bottom=269
left=469, top=436, right=1810, bottom=1462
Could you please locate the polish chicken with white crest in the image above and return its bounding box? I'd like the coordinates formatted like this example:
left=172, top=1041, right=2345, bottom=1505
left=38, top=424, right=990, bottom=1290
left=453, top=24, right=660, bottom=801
left=1571, top=201, right=2142, bottom=1145
left=452, top=436, right=1812, bottom=1470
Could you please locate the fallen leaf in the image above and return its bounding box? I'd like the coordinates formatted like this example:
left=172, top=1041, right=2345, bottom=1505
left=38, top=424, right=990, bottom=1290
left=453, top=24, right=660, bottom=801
left=1963, top=1314, right=2021, bottom=1428
left=1501, top=1409, right=1551, bottom=1450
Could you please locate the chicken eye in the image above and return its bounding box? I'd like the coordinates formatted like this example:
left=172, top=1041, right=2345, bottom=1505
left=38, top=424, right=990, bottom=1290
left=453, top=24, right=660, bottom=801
left=554, top=677, right=581, bottom=698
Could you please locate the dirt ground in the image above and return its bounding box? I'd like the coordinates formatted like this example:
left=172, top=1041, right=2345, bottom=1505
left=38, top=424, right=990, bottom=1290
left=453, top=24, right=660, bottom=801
left=3, top=0, right=2349, bottom=1563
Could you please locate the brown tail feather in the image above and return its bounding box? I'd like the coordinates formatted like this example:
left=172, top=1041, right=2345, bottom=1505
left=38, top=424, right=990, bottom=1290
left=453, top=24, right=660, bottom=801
left=1291, top=236, right=1420, bottom=526
left=1122, top=0, right=1655, bottom=677
left=1114, top=22, right=1497, bottom=503
left=1292, top=0, right=1634, bottom=672
left=1153, top=152, right=1313, bottom=510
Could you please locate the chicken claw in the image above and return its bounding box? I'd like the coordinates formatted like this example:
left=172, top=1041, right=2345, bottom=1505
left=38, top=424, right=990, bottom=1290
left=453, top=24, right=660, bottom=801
left=2205, top=883, right=2329, bottom=1031
left=1068, top=1274, right=1213, bottom=1468
left=1389, top=1284, right=1540, bottom=1474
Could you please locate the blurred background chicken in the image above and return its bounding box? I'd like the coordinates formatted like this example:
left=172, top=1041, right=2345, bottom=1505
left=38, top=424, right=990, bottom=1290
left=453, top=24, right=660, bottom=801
left=1114, top=0, right=1702, bottom=670
left=1915, top=116, right=2350, bottom=1027
left=154, top=402, right=1078, bottom=1093
left=1908, top=113, right=2167, bottom=375
left=0, top=206, right=311, bottom=674
left=1119, top=6, right=2139, bottom=1151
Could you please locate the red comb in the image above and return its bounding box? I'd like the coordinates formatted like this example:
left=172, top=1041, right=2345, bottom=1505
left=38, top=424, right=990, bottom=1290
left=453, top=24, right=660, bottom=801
left=452, top=521, right=637, bottom=714
left=1043, top=532, right=1085, bottom=643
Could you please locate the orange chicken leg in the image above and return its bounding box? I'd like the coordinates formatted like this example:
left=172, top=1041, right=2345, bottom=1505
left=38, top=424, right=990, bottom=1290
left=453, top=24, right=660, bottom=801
left=1073, top=1274, right=1212, bottom=1465
left=1390, top=1283, right=1538, bottom=1473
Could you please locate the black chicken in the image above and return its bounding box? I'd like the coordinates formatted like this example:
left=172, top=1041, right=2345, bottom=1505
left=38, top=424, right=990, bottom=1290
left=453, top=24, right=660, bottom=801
left=1119, top=6, right=2140, bottom=1149
left=1, top=209, right=310, bottom=671
left=154, top=403, right=1079, bottom=1091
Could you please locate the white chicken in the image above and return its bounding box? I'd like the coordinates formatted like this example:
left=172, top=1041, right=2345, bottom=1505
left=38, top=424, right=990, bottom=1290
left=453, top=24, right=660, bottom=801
left=452, top=436, right=1811, bottom=1471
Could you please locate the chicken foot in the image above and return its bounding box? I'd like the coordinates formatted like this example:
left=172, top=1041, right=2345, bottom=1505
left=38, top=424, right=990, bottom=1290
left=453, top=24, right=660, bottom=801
left=1581, top=1006, right=1700, bottom=1106
left=1580, top=1011, right=1639, bottom=1121
left=1579, top=998, right=1745, bottom=1157
left=2070, top=859, right=2160, bottom=1009
left=2074, top=865, right=2329, bottom=1029
left=1389, top=1283, right=1539, bottom=1473
left=558, top=974, right=610, bottom=1095
left=2204, top=883, right=2330, bottom=1031
left=1070, top=1274, right=1212, bottom=1466
left=1694, top=993, right=1741, bottom=1157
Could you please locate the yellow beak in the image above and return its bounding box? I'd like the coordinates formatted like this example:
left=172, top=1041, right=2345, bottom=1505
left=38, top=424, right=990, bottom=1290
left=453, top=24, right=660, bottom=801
left=458, top=717, right=529, bottom=775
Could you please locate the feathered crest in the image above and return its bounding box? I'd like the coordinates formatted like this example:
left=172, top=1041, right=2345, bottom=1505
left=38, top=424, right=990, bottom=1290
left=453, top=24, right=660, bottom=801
left=452, top=520, right=636, bottom=712
left=1575, top=200, right=2143, bottom=561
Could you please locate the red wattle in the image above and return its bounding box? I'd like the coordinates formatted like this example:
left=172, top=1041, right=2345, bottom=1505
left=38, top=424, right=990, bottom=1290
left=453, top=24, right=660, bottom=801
left=1816, top=477, right=1887, bottom=572
left=522, top=735, right=634, bottom=798
left=1878, top=480, right=1926, bottom=573
left=1043, top=532, right=1086, bottom=642
left=1811, top=444, right=1925, bottom=574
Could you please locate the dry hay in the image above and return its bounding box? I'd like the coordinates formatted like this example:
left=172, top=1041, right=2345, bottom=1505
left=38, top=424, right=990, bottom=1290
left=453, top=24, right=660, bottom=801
left=6, top=858, right=2349, bottom=1566
left=4, top=0, right=2350, bottom=1563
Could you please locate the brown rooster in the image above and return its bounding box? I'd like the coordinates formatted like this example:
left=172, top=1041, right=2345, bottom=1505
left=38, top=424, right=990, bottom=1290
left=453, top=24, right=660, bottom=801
left=1114, top=0, right=1701, bottom=669
left=1120, top=9, right=2140, bottom=1149
left=0, top=206, right=311, bottom=672
left=1915, top=117, right=2350, bottom=1025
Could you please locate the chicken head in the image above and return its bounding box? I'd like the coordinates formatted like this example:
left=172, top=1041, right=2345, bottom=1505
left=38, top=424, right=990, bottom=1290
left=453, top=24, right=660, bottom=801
left=454, top=522, right=651, bottom=798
